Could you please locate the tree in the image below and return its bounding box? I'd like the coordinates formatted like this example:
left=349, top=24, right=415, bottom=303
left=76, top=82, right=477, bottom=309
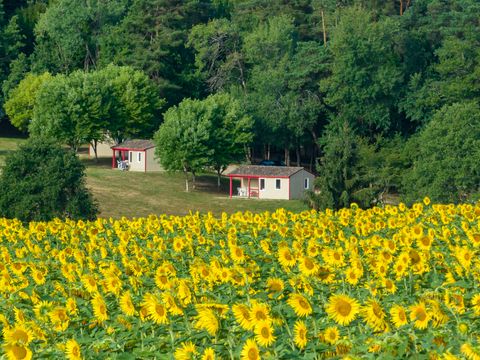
left=154, top=97, right=213, bottom=191
left=101, top=65, right=165, bottom=144
left=30, top=73, right=86, bottom=151
left=4, top=71, right=51, bottom=131
left=321, top=7, right=404, bottom=137
left=98, top=0, right=215, bottom=107
left=0, top=138, right=98, bottom=222
left=31, top=0, right=127, bottom=73
left=155, top=93, right=252, bottom=191
left=205, top=93, right=253, bottom=187
left=402, top=101, right=480, bottom=204
left=28, top=65, right=164, bottom=152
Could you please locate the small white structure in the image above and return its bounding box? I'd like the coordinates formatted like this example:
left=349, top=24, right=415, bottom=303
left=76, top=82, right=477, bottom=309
left=111, top=139, right=163, bottom=172
left=89, top=138, right=117, bottom=158
left=228, top=165, right=315, bottom=200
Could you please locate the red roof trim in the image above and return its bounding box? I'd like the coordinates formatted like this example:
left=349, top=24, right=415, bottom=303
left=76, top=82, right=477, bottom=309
left=111, top=147, right=154, bottom=151
left=228, top=174, right=290, bottom=179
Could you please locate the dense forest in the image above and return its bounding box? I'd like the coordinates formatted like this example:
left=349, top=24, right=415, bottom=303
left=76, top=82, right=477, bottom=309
left=0, top=0, right=479, bottom=208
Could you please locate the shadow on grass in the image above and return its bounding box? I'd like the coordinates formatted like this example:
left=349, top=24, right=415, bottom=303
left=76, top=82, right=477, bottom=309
left=80, top=157, right=112, bottom=169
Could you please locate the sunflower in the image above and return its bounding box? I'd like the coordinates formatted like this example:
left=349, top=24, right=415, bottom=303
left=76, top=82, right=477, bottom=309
left=81, top=275, right=98, bottom=293
left=361, top=299, right=386, bottom=331
left=324, top=326, right=340, bottom=345
left=298, top=256, right=319, bottom=276
left=201, top=348, right=215, bottom=360
left=277, top=247, right=296, bottom=268
left=3, top=325, right=34, bottom=345
left=254, top=320, right=276, bottom=347
left=240, top=339, right=260, bottom=360
left=249, top=302, right=270, bottom=324
left=194, top=307, right=219, bottom=336
left=325, top=294, right=360, bottom=326
left=3, top=344, right=32, bottom=360
left=91, top=294, right=108, bottom=323
left=287, top=294, right=313, bottom=317
left=232, top=304, right=254, bottom=330
left=293, top=320, right=307, bottom=349
left=266, top=278, right=284, bottom=294
left=65, top=339, right=82, bottom=360
left=345, top=267, right=361, bottom=285
left=145, top=297, right=168, bottom=325
left=66, top=298, right=78, bottom=316
left=119, top=291, right=136, bottom=316
left=389, top=305, right=408, bottom=327
left=174, top=341, right=197, bottom=360
left=409, top=302, right=430, bottom=329
left=471, top=294, right=480, bottom=316
left=230, top=245, right=246, bottom=263
left=460, top=343, right=480, bottom=360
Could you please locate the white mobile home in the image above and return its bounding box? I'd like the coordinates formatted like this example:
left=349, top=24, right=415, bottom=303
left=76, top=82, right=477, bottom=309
left=228, top=165, right=315, bottom=200
left=111, top=139, right=163, bottom=172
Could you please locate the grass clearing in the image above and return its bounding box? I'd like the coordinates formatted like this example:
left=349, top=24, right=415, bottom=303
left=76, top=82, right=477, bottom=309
left=0, top=136, right=27, bottom=166
left=83, top=157, right=307, bottom=218
left=0, top=136, right=308, bottom=217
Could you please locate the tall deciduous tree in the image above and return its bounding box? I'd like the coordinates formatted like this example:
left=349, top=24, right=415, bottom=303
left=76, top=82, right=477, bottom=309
left=4, top=71, right=51, bottom=131
left=154, top=93, right=253, bottom=190
left=154, top=98, right=213, bottom=191
left=29, top=65, right=163, bottom=152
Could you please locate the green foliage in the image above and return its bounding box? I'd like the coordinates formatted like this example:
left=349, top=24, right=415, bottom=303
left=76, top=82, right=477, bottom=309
left=29, top=65, right=163, bottom=150
left=321, top=7, right=404, bottom=135
left=4, top=71, right=51, bottom=131
left=0, top=138, right=98, bottom=222
left=402, top=101, right=480, bottom=204
left=154, top=97, right=213, bottom=189
left=154, top=93, right=253, bottom=189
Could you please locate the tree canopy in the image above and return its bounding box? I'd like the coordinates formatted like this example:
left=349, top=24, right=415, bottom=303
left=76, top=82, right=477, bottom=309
left=0, top=0, right=479, bottom=206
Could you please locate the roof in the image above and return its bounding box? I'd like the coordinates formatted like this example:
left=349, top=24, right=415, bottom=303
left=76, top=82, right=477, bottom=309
left=228, top=165, right=308, bottom=178
left=111, top=139, right=155, bottom=150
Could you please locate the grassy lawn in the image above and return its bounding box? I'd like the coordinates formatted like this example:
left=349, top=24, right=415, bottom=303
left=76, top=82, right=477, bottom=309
left=0, top=136, right=308, bottom=218
left=83, top=157, right=307, bottom=218
left=0, top=136, right=27, bottom=166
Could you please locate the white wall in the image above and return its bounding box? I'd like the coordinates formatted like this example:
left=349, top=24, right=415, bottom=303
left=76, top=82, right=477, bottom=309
left=289, top=170, right=315, bottom=200
left=89, top=139, right=116, bottom=158
left=259, top=177, right=289, bottom=200
left=126, top=150, right=145, bottom=172
left=146, top=148, right=163, bottom=171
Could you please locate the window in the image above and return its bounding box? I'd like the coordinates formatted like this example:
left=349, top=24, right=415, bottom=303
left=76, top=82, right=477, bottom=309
left=260, top=179, right=265, bottom=190
left=128, top=151, right=132, bottom=162
left=275, top=179, right=281, bottom=189
left=304, top=178, right=309, bottom=189
left=137, top=152, right=142, bottom=162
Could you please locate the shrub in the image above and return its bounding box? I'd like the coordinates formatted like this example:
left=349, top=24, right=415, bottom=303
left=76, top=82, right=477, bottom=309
left=0, top=138, right=98, bottom=222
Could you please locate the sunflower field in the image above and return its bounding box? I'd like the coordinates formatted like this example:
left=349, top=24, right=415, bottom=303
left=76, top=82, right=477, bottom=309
left=1, top=200, right=480, bottom=359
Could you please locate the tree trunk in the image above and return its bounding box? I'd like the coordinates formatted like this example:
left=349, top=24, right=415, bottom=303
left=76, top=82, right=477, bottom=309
left=245, top=145, right=253, bottom=163
left=296, top=146, right=301, bottom=166
left=284, top=147, right=290, bottom=166
left=192, top=171, right=196, bottom=190
left=309, top=145, right=315, bottom=172
left=217, top=169, right=221, bottom=189
left=183, top=166, right=189, bottom=192
left=92, top=139, right=98, bottom=162
left=399, top=0, right=403, bottom=15
left=321, top=10, right=327, bottom=47
left=267, top=144, right=271, bottom=160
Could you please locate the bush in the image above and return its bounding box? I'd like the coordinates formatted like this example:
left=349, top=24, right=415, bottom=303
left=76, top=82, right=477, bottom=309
left=0, top=138, right=98, bottom=222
